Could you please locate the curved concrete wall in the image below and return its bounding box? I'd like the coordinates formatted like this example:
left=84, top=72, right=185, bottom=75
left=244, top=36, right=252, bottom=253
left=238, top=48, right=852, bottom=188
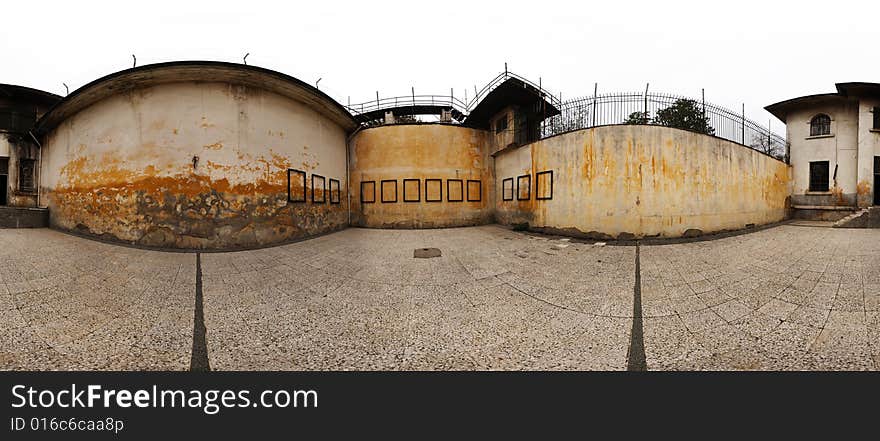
left=39, top=81, right=349, bottom=249
left=495, top=125, right=790, bottom=239
left=349, top=124, right=493, bottom=228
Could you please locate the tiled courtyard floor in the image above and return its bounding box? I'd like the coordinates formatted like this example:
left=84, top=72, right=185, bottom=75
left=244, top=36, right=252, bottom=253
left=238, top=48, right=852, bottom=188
left=0, top=224, right=877, bottom=370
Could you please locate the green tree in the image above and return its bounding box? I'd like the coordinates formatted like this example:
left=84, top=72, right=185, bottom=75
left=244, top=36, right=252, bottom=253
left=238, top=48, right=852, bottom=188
left=624, top=111, right=650, bottom=125
left=652, top=99, right=715, bottom=135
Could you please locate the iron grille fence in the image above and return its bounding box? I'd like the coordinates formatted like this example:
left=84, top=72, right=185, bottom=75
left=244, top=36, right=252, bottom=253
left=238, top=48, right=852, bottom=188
left=344, top=71, right=787, bottom=162
left=541, top=92, right=788, bottom=161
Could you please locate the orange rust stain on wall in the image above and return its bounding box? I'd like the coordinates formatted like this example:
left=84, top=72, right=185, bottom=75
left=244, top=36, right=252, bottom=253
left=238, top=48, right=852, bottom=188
left=350, top=124, right=492, bottom=228
left=494, top=125, right=790, bottom=239
left=203, top=142, right=224, bottom=150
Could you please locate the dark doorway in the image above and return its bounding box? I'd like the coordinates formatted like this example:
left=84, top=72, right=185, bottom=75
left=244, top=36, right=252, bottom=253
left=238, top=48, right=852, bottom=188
left=874, top=156, right=880, bottom=206
left=0, top=174, right=7, bottom=206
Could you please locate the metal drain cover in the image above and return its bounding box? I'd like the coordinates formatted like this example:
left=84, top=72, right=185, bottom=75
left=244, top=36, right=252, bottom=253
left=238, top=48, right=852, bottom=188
left=414, top=248, right=441, bottom=258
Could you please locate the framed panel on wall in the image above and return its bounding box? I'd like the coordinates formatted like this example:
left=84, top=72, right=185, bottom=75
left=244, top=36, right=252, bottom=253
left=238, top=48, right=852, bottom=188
left=381, top=179, right=398, bottom=203
left=403, top=179, right=421, bottom=202
left=329, top=178, right=341, bottom=204
left=425, top=179, right=443, bottom=202
left=312, top=174, right=326, bottom=203
left=502, top=178, right=514, bottom=201
left=287, top=169, right=307, bottom=203
left=466, top=180, right=482, bottom=202
left=535, top=170, right=553, bottom=200
left=447, top=179, right=463, bottom=202
left=361, top=181, right=376, bottom=204
left=516, top=174, right=531, bottom=200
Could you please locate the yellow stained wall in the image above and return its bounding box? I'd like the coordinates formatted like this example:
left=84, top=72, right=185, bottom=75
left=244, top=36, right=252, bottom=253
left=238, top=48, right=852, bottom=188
left=40, top=81, right=349, bottom=249
left=349, top=124, right=493, bottom=228
left=495, top=125, right=791, bottom=239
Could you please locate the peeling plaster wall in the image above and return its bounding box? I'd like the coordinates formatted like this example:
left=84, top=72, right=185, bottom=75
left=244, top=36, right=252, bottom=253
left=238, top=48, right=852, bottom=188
left=349, top=124, right=493, bottom=228
left=39, top=81, right=349, bottom=249
left=494, top=125, right=791, bottom=239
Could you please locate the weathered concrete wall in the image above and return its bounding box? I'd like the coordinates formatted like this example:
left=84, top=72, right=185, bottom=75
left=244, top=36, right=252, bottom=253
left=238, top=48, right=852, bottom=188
left=349, top=124, right=493, bottom=228
left=785, top=100, right=861, bottom=206
left=856, top=98, right=880, bottom=207
left=40, top=81, right=349, bottom=249
left=495, top=125, right=790, bottom=239
left=0, top=206, right=48, bottom=228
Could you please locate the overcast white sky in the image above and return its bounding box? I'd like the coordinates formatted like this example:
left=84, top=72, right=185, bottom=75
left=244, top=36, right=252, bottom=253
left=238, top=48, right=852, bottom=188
left=2, top=0, right=877, bottom=132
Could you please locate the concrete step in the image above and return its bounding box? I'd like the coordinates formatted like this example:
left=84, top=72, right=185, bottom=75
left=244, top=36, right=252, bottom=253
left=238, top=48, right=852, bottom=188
left=833, top=207, right=880, bottom=228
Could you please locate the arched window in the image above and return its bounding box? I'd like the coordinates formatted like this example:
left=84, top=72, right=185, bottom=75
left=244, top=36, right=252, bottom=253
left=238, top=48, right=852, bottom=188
left=810, top=114, right=831, bottom=136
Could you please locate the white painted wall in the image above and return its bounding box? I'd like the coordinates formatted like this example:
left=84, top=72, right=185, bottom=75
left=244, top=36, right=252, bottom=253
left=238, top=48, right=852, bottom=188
left=786, top=99, right=860, bottom=205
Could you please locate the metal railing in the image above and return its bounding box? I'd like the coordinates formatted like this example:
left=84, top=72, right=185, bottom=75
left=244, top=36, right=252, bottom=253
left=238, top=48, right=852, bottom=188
left=542, top=91, right=788, bottom=160
left=345, top=70, right=561, bottom=122
left=346, top=94, right=469, bottom=117
left=343, top=73, right=787, bottom=161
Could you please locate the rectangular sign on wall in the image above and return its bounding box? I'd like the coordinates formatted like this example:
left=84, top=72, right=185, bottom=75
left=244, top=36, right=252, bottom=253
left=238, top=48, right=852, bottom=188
left=447, top=179, right=463, bottom=202
left=502, top=178, right=514, bottom=201
left=330, top=179, right=341, bottom=204
left=517, top=174, right=531, bottom=200
left=467, top=180, right=482, bottom=202
left=536, top=170, right=553, bottom=200
left=425, top=179, right=443, bottom=202
left=361, top=181, right=376, bottom=204
left=312, top=175, right=327, bottom=203
left=381, top=180, right=398, bottom=203
left=288, top=169, right=307, bottom=203
left=403, top=179, right=421, bottom=202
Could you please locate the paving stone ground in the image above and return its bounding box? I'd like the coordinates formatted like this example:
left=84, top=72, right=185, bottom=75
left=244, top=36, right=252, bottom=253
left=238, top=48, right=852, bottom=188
left=0, top=224, right=877, bottom=371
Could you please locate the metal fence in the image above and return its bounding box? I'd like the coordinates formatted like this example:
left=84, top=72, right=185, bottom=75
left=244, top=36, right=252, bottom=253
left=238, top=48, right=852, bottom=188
left=346, top=94, right=469, bottom=117
left=344, top=72, right=788, bottom=162
left=542, top=91, right=788, bottom=161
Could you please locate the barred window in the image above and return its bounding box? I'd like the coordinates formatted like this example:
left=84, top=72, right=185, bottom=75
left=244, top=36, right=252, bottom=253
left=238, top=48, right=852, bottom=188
left=810, top=114, right=831, bottom=137
left=809, top=161, right=829, bottom=192
left=873, top=107, right=879, bottom=130
left=495, top=114, right=508, bottom=134
left=19, top=159, right=36, bottom=193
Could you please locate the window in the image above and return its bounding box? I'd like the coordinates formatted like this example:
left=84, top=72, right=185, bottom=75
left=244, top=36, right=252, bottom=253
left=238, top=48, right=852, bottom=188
left=495, top=114, right=508, bottom=134
left=873, top=107, right=879, bottom=130
left=18, top=159, right=35, bottom=193
left=810, top=114, right=831, bottom=137
left=809, top=161, right=830, bottom=192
